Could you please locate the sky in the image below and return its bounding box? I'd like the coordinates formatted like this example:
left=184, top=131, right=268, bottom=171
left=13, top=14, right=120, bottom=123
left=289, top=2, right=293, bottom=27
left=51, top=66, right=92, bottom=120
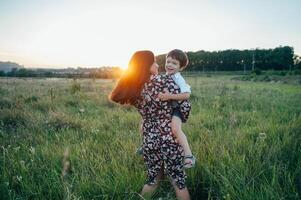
left=0, top=0, right=300, bottom=69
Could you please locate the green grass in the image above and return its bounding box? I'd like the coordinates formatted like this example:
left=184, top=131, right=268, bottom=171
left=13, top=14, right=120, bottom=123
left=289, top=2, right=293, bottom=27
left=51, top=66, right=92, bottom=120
left=0, top=76, right=300, bottom=199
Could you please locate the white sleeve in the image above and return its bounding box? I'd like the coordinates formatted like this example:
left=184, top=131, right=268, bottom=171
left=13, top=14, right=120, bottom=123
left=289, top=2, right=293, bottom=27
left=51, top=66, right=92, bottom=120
left=175, top=75, right=191, bottom=93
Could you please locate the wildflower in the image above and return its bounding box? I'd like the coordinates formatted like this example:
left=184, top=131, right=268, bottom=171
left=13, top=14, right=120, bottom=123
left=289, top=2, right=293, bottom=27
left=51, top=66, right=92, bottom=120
left=79, top=108, right=85, bottom=113
left=20, top=160, right=25, bottom=167
left=258, top=132, right=267, bottom=140
left=14, top=146, right=20, bottom=151
left=257, top=132, right=267, bottom=143
left=29, top=146, right=35, bottom=154
left=16, top=175, right=22, bottom=182
left=223, top=193, right=230, bottom=200
left=91, top=129, right=100, bottom=134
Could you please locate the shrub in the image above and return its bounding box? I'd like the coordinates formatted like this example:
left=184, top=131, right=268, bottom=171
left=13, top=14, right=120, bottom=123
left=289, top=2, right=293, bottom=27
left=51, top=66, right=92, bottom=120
left=70, top=81, right=81, bottom=94
left=280, top=71, right=286, bottom=76
left=24, top=95, right=39, bottom=103
left=262, top=75, right=271, bottom=82
left=46, top=111, right=83, bottom=131
left=0, top=109, right=28, bottom=129
left=65, top=100, right=79, bottom=107
left=293, top=69, right=301, bottom=75
left=0, top=98, right=13, bottom=109
left=252, top=68, right=262, bottom=75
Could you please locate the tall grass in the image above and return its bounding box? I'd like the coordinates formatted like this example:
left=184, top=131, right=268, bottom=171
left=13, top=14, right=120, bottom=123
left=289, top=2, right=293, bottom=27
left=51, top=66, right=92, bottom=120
left=0, top=76, right=300, bottom=199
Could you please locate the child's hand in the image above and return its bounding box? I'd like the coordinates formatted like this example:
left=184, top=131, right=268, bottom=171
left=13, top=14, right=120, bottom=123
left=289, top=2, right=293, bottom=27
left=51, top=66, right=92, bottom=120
left=158, top=91, right=172, bottom=101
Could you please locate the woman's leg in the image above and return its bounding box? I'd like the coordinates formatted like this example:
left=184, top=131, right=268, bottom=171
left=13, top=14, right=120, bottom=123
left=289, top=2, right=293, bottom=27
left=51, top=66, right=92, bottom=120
left=172, top=181, right=190, bottom=200
left=141, top=165, right=164, bottom=197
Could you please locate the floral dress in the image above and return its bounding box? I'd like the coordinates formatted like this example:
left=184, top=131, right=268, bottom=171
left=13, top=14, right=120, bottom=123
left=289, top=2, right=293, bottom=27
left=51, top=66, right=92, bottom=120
left=135, top=74, right=191, bottom=189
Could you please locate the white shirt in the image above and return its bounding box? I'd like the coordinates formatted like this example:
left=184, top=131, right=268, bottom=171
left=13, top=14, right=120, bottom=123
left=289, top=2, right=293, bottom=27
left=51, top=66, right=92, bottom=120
left=170, top=72, right=191, bottom=93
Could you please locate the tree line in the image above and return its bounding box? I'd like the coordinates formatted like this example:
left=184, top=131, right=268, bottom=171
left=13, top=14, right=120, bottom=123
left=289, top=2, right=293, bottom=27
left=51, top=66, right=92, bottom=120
left=0, top=67, right=123, bottom=79
left=1, top=46, right=300, bottom=78
left=157, top=46, right=299, bottom=72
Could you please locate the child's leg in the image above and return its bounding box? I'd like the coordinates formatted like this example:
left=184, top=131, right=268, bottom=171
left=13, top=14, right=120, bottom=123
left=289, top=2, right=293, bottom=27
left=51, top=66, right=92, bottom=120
left=171, top=116, right=192, bottom=156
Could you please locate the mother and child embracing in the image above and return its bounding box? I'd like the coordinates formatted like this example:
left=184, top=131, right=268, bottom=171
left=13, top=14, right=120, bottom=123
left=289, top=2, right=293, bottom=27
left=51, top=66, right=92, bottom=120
left=110, top=49, right=196, bottom=200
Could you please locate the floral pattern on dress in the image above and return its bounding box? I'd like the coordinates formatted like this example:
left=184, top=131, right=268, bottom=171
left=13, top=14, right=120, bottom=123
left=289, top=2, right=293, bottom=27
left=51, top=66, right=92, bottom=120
left=135, top=74, right=191, bottom=189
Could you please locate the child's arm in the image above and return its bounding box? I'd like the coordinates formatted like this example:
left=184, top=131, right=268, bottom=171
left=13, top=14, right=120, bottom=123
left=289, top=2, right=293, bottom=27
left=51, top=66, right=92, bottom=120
left=158, top=91, right=190, bottom=101
left=159, top=74, right=191, bottom=101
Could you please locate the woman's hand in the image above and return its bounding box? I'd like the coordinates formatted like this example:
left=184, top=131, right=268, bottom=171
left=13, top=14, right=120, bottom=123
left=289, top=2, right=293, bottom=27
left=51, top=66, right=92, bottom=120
left=158, top=92, right=172, bottom=101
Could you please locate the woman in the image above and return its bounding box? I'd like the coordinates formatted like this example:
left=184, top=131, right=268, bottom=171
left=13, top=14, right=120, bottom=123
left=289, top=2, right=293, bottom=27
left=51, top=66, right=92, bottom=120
left=110, top=50, right=190, bottom=200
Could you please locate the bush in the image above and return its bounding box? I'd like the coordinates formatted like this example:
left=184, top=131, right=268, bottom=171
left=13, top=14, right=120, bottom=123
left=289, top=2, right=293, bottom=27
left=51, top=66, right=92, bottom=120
left=0, top=109, right=28, bottom=129
left=70, top=81, right=81, bottom=94
left=280, top=71, right=286, bottom=76
left=293, top=69, right=301, bottom=75
left=0, top=98, right=13, bottom=109
left=242, top=75, right=252, bottom=81
left=65, top=99, right=79, bottom=107
left=252, top=68, right=262, bottom=75
left=46, top=111, right=83, bottom=131
left=32, top=100, right=54, bottom=112
left=233, top=85, right=240, bottom=90
left=24, top=95, right=39, bottom=103
left=262, top=75, right=271, bottom=82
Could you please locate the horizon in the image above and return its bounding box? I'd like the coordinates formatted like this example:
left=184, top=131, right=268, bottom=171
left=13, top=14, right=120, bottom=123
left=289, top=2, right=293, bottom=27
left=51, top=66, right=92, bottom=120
left=0, top=46, right=298, bottom=70
left=0, top=0, right=300, bottom=69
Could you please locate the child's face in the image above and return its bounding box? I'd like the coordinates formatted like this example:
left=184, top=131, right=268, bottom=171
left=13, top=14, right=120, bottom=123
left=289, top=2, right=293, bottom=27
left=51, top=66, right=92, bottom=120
left=165, top=56, right=181, bottom=75
left=150, top=61, right=159, bottom=75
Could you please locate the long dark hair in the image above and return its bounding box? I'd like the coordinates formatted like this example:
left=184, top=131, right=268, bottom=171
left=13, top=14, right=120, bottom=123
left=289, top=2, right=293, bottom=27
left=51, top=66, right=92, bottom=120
left=109, top=50, right=155, bottom=105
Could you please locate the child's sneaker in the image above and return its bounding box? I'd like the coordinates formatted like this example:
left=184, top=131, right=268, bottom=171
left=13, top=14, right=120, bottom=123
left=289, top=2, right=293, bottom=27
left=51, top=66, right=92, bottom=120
left=183, top=155, right=196, bottom=169
left=136, top=145, right=143, bottom=155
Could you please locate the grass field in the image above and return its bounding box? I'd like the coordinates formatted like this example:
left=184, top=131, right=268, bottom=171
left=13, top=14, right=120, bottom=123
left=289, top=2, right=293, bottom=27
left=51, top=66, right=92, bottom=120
left=0, top=75, right=300, bottom=199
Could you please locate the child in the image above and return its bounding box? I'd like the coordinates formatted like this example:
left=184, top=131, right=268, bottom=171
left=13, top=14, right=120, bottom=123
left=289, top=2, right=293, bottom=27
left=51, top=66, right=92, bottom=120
left=136, top=49, right=195, bottom=169
left=158, top=49, right=195, bottom=169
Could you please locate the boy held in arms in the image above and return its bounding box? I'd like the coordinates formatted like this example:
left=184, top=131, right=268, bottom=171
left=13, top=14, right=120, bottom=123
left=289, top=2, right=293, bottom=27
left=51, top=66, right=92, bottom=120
left=158, top=49, right=195, bottom=168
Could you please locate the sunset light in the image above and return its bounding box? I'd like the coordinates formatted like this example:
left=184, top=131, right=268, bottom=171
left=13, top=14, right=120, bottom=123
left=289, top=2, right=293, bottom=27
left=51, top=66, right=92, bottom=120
left=0, top=0, right=300, bottom=69
left=1, top=1, right=301, bottom=199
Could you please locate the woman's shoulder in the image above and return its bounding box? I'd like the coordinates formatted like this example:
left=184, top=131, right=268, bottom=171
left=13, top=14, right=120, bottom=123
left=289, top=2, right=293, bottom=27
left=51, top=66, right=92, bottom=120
left=151, top=74, right=173, bottom=83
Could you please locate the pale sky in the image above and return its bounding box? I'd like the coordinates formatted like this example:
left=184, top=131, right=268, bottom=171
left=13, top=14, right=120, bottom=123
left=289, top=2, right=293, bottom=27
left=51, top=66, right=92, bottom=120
left=0, top=0, right=300, bottom=69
